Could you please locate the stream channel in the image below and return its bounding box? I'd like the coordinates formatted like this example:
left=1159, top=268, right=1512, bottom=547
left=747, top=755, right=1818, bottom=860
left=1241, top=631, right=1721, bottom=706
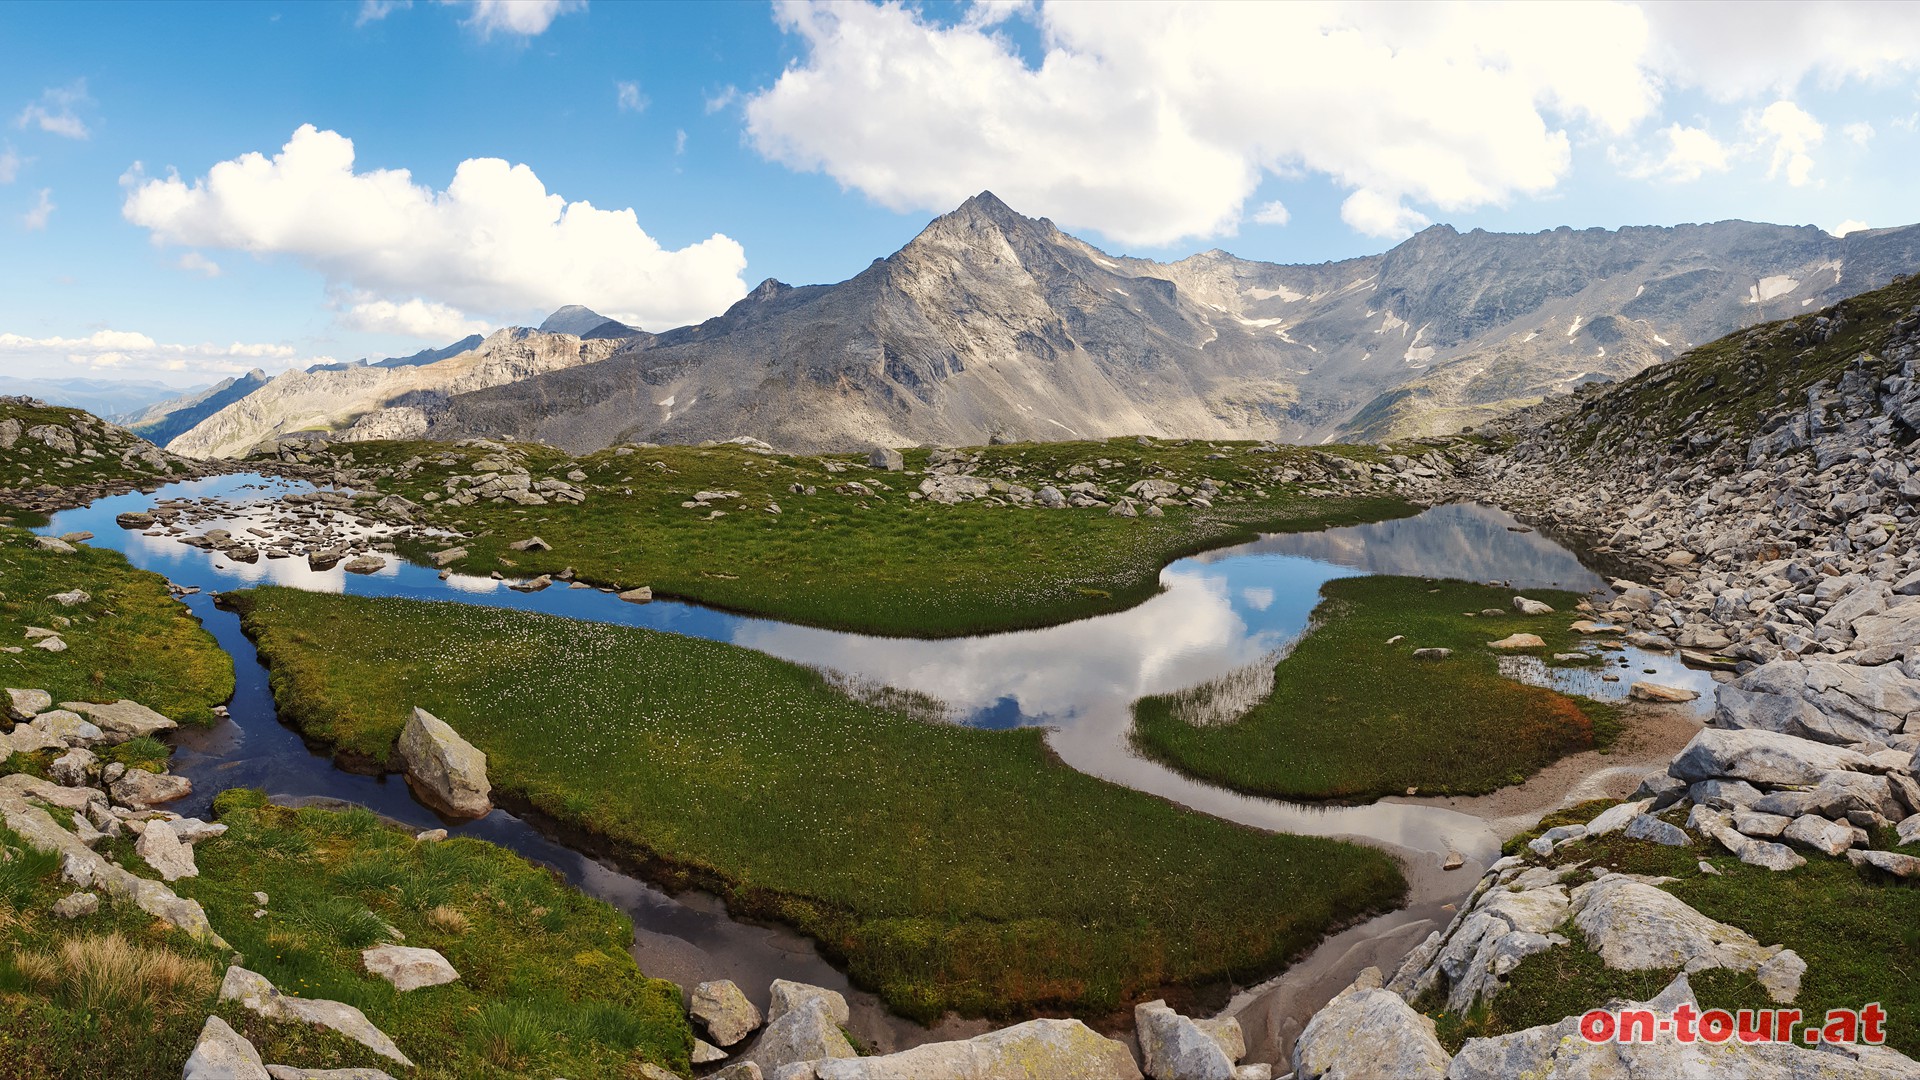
left=38, top=473, right=1719, bottom=1061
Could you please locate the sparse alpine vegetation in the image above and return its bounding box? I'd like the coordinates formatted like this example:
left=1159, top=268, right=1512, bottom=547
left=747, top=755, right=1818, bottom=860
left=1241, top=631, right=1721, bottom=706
left=264, top=434, right=1443, bottom=637
left=229, top=586, right=1409, bottom=1022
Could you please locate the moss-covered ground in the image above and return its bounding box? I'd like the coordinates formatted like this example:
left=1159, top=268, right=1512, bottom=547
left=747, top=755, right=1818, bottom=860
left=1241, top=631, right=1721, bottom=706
left=0, top=795, right=691, bottom=1079
left=1132, top=576, right=1620, bottom=801
left=230, top=586, right=1408, bottom=1022
left=314, top=435, right=1426, bottom=637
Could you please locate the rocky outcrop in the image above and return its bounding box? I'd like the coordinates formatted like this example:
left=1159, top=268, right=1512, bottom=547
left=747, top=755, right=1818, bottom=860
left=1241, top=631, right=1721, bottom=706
left=394, top=708, right=491, bottom=819
left=220, top=966, right=414, bottom=1068
left=1136, top=999, right=1235, bottom=1080
left=1295, top=969, right=1449, bottom=1080
left=184, top=1016, right=269, bottom=1080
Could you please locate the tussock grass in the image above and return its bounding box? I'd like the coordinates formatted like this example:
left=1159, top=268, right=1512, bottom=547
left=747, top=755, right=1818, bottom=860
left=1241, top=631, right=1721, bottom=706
left=0, top=525, right=232, bottom=726
left=1134, top=576, right=1619, bottom=800
left=231, top=587, right=1408, bottom=1021
left=18, top=932, right=216, bottom=1016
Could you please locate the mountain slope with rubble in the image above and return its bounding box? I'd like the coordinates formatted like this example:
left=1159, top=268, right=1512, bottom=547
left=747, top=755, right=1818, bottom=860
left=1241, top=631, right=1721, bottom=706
left=428, top=195, right=1920, bottom=454
left=1271, top=277, right=1920, bottom=1078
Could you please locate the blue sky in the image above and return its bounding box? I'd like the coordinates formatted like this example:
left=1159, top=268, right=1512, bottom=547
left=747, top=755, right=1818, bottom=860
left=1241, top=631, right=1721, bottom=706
left=3, top=0, right=1919, bottom=387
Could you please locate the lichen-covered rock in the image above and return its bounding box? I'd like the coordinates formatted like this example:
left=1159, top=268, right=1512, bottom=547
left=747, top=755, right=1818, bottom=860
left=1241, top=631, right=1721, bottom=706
left=1294, top=971, right=1450, bottom=1080
left=743, top=997, right=855, bottom=1074
left=108, top=768, right=192, bottom=809
left=395, top=707, right=491, bottom=819
left=1570, top=875, right=1801, bottom=1001
left=1668, top=728, right=1870, bottom=787
left=5, top=687, right=50, bottom=721
left=133, top=819, right=197, bottom=881
left=1137, top=1000, right=1234, bottom=1080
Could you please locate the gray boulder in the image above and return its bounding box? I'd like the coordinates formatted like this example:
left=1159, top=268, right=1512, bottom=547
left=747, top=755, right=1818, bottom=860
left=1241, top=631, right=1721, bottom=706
left=134, top=820, right=198, bottom=881
left=5, top=687, right=50, bottom=721
left=1570, top=875, right=1800, bottom=999
left=1137, top=1000, right=1234, bottom=1080
left=692, top=979, right=763, bottom=1047
left=867, top=447, right=903, bottom=471
left=744, top=997, right=855, bottom=1074
left=1623, top=814, right=1689, bottom=846
left=109, top=768, right=192, bottom=810
left=395, top=708, right=491, bottom=819
left=220, top=966, right=414, bottom=1067
left=184, top=1015, right=269, bottom=1080
left=361, top=946, right=459, bottom=991
left=1668, top=728, right=1870, bottom=786
left=265, top=1067, right=399, bottom=1079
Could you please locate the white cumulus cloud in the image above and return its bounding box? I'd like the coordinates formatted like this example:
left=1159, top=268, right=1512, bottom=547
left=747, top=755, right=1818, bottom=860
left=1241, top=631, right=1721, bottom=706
left=0, top=145, right=18, bottom=184
left=465, top=0, right=585, bottom=38
left=1843, top=121, right=1876, bottom=145
left=341, top=297, right=491, bottom=339
left=0, top=329, right=313, bottom=380
left=23, top=188, right=54, bottom=230
left=356, top=0, right=411, bottom=26
left=1615, top=122, right=1731, bottom=182
left=1749, top=100, right=1824, bottom=186
left=176, top=252, right=222, bottom=277
left=743, top=1, right=1657, bottom=245
left=120, top=124, right=749, bottom=334
left=1251, top=201, right=1289, bottom=227
left=1641, top=3, right=1920, bottom=101
left=1830, top=219, right=1870, bottom=237
left=616, top=80, right=648, bottom=113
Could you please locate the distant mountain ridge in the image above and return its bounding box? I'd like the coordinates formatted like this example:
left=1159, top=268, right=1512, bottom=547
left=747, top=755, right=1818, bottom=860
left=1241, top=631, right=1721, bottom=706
left=0, top=375, right=200, bottom=420
left=423, top=193, right=1920, bottom=453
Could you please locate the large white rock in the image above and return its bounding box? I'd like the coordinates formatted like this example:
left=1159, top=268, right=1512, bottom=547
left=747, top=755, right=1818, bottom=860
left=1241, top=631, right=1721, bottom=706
left=264, top=1067, right=399, bottom=1079
left=1295, top=971, right=1450, bottom=1080
left=692, top=979, right=763, bottom=1047
left=813, top=1018, right=1142, bottom=1080
left=184, top=1015, right=268, bottom=1080
left=1137, top=1000, right=1234, bottom=1080
left=395, top=708, right=491, bottom=819
left=1668, top=728, right=1871, bottom=787
left=361, top=945, right=459, bottom=992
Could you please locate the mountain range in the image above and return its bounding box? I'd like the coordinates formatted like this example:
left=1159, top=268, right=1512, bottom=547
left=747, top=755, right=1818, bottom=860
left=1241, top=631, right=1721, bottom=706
left=141, top=192, right=1920, bottom=458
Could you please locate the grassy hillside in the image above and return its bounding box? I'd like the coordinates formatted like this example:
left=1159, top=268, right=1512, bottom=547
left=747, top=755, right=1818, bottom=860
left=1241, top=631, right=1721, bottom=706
left=1531, top=273, right=1920, bottom=457
left=231, top=587, right=1408, bottom=1022
left=0, top=399, right=184, bottom=504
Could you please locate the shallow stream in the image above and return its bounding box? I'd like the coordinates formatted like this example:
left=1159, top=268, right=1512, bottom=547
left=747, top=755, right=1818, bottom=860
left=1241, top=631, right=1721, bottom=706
left=37, top=474, right=1717, bottom=1055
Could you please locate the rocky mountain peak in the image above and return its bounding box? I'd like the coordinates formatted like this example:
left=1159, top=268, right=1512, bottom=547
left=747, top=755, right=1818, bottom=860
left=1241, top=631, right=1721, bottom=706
left=538, top=304, right=618, bottom=336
